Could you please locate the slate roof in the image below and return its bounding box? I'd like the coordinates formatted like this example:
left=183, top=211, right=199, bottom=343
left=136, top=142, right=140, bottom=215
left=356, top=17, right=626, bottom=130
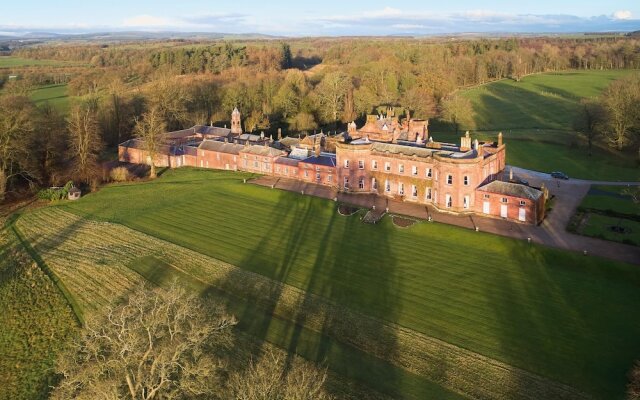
left=477, top=180, right=543, bottom=201
left=275, top=157, right=300, bottom=166
left=240, top=145, right=286, bottom=157
left=278, top=136, right=301, bottom=147
left=120, top=139, right=175, bottom=155
left=164, top=125, right=232, bottom=140
left=198, top=140, right=244, bottom=155
left=300, top=153, right=337, bottom=167
left=289, top=147, right=311, bottom=160
left=371, top=142, right=437, bottom=159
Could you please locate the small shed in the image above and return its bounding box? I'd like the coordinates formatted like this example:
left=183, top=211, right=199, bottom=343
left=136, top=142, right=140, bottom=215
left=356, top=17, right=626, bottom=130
left=68, top=187, right=81, bottom=200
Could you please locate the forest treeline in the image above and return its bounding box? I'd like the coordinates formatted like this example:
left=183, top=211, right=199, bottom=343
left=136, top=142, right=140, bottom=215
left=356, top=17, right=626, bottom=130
left=1, top=36, right=639, bottom=201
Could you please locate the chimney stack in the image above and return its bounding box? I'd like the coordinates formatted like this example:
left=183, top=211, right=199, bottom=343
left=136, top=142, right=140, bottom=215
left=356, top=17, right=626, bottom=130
left=277, top=128, right=282, bottom=140
left=498, top=132, right=503, bottom=147
left=509, top=167, right=514, bottom=181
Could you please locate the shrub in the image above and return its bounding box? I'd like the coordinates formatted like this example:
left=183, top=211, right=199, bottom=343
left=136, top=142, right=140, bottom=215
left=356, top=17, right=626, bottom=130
left=109, top=167, right=130, bottom=182
left=37, top=181, right=73, bottom=201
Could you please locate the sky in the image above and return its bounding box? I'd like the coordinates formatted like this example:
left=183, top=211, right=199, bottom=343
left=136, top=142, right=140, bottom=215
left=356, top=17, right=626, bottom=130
left=1, top=0, right=639, bottom=36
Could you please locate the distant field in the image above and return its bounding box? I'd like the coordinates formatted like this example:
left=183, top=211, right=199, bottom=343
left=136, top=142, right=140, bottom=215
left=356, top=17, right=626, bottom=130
left=463, top=70, right=634, bottom=131
left=30, top=84, right=70, bottom=113
left=49, top=168, right=640, bottom=400
left=444, top=70, right=640, bottom=180
left=0, top=56, right=78, bottom=68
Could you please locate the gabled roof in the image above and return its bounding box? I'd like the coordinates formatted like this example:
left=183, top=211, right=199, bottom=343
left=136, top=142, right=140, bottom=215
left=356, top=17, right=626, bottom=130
left=198, top=140, right=244, bottom=155
left=238, top=133, right=265, bottom=141
left=477, top=180, right=543, bottom=201
left=278, top=136, right=300, bottom=147
left=240, top=145, right=286, bottom=157
left=289, top=147, right=311, bottom=160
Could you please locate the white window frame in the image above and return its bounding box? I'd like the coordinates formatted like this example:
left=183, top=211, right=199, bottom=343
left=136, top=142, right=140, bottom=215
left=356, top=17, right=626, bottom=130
left=446, top=194, right=452, bottom=208
left=411, top=185, right=418, bottom=197
left=399, top=164, right=405, bottom=173
left=520, top=200, right=526, bottom=206
left=446, top=174, right=453, bottom=185
left=358, top=160, right=365, bottom=169
left=344, top=159, right=350, bottom=168
left=411, top=165, right=418, bottom=176
left=464, top=195, right=470, bottom=209
left=358, top=177, right=365, bottom=189
left=398, top=183, right=405, bottom=195
left=344, top=176, right=349, bottom=189
left=426, top=168, right=432, bottom=178
left=372, top=160, right=378, bottom=170
left=384, top=162, right=391, bottom=172
left=464, top=175, right=469, bottom=186
left=426, top=188, right=432, bottom=200
left=501, top=197, right=508, bottom=203
left=385, top=179, right=391, bottom=192
left=372, top=178, right=377, bottom=190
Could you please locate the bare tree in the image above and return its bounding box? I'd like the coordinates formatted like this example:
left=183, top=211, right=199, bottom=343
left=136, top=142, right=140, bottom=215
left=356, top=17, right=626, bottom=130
left=574, top=98, right=604, bottom=156
left=228, top=349, right=333, bottom=400
left=600, top=75, right=640, bottom=151
left=0, top=95, right=36, bottom=202
left=441, top=95, right=475, bottom=135
left=134, top=106, right=167, bottom=179
left=315, top=72, right=351, bottom=125
left=67, top=102, right=103, bottom=185
left=629, top=361, right=640, bottom=400
left=148, top=74, right=192, bottom=130
left=52, top=283, right=236, bottom=400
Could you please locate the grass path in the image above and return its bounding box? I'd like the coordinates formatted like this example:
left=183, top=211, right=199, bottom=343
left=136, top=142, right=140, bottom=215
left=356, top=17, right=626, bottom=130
left=56, top=168, right=640, bottom=399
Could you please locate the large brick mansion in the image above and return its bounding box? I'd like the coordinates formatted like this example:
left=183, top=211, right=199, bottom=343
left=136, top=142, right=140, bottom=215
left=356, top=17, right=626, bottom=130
left=119, top=108, right=546, bottom=224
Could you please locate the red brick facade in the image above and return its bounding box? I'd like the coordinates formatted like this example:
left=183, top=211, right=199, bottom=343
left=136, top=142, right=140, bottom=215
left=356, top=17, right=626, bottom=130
left=118, top=109, right=543, bottom=224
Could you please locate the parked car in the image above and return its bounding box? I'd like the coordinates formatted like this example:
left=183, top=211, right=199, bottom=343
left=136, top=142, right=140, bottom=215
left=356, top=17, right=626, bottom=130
left=550, top=171, right=569, bottom=180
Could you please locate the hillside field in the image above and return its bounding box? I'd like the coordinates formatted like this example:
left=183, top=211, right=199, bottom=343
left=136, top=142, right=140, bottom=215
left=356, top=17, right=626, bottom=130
left=30, top=84, right=70, bottom=113
left=39, top=168, right=640, bottom=400
left=443, top=70, right=640, bottom=181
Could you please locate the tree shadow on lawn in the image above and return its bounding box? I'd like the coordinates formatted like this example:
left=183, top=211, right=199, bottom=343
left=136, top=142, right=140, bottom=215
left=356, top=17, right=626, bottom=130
left=217, top=189, right=411, bottom=397
left=473, top=83, right=577, bottom=131
left=490, top=242, right=640, bottom=399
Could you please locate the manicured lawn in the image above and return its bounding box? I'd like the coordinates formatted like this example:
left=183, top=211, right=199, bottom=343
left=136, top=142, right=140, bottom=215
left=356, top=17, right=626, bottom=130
left=581, top=213, right=640, bottom=246
left=463, top=70, right=634, bottom=131
left=581, top=185, right=640, bottom=215
left=61, top=168, right=640, bottom=399
left=572, top=185, right=640, bottom=246
left=30, top=84, right=70, bottom=113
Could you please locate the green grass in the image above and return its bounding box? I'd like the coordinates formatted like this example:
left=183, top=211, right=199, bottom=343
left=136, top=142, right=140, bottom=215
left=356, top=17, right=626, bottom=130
left=0, top=228, right=77, bottom=400
left=130, top=255, right=463, bottom=400
left=0, top=56, right=78, bottom=68
left=463, top=70, right=634, bottom=131
left=445, top=70, right=640, bottom=181
left=59, top=168, right=640, bottom=399
left=581, top=185, right=640, bottom=215
left=30, top=84, right=70, bottom=113
left=581, top=214, right=640, bottom=246
left=572, top=185, right=640, bottom=246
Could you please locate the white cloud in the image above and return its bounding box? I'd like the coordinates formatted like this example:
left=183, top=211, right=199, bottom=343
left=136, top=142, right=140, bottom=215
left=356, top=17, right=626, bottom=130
left=613, top=10, right=632, bottom=20
left=123, top=15, right=177, bottom=28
